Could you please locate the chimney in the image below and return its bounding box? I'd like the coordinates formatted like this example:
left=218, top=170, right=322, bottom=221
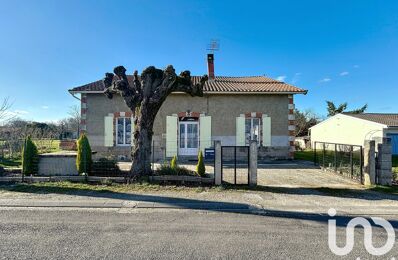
left=207, top=53, right=215, bottom=80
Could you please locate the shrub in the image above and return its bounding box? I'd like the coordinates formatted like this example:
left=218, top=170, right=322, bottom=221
left=76, top=134, right=92, bottom=175
left=196, top=150, right=206, bottom=177
left=170, top=155, right=177, bottom=169
left=91, top=158, right=122, bottom=177
left=155, top=164, right=196, bottom=176
left=22, top=136, right=39, bottom=175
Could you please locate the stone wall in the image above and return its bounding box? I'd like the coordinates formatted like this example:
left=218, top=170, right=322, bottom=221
left=258, top=146, right=290, bottom=160
left=38, top=153, right=78, bottom=176
left=85, top=93, right=292, bottom=161
left=376, top=138, right=393, bottom=186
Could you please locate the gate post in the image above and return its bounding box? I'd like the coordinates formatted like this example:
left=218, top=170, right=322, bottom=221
left=363, top=140, right=376, bottom=186
left=214, top=141, right=222, bottom=185
left=249, top=140, right=257, bottom=187
left=377, top=138, right=393, bottom=186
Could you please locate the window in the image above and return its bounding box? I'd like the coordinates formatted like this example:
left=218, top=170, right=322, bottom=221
left=116, top=117, right=131, bottom=146
left=245, top=117, right=260, bottom=145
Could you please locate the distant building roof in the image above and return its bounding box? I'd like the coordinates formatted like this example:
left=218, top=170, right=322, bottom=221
left=69, top=75, right=307, bottom=95
left=343, top=113, right=398, bottom=127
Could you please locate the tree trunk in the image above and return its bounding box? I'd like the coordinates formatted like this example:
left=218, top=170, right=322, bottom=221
left=130, top=103, right=155, bottom=176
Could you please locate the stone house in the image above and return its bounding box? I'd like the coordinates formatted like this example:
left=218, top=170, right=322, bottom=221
left=68, top=54, right=307, bottom=161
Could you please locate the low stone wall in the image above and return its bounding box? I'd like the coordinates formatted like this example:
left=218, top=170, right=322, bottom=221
left=0, top=176, right=125, bottom=183
left=38, top=152, right=78, bottom=176
left=59, top=140, right=77, bottom=151
left=258, top=146, right=290, bottom=160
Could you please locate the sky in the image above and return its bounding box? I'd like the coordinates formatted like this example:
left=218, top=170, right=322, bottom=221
left=0, top=0, right=397, bottom=122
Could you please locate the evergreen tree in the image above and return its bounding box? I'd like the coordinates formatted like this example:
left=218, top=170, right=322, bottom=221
left=76, top=133, right=92, bottom=174
left=170, top=155, right=178, bottom=170
left=22, top=136, right=39, bottom=175
left=196, top=150, right=205, bottom=177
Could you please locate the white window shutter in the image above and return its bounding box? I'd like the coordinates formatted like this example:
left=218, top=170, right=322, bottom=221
left=262, top=115, right=271, bottom=146
left=166, top=115, right=178, bottom=157
left=236, top=116, right=245, bottom=146
left=131, top=116, right=135, bottom=147
left=104, top=115, right=114, bottom=147
left=199, top=115, right=211, bottom=153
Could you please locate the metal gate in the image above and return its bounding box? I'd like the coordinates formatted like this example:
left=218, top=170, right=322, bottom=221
left=221, top=146, right=250, bottom=185
left=313, top=142, right=363, bottom=183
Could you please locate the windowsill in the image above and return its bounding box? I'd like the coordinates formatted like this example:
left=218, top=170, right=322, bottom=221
left=116, top=144, right=131, bottom=147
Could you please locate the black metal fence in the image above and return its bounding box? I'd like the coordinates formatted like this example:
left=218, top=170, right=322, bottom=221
left=313, top=141, right=363, bottom=183
left=149, top=140, right=216, bottom=174
left=221, top=146, right=250, bottom=185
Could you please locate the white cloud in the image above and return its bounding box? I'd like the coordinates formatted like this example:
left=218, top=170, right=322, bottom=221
left=319, top=78, right=331, bottom=83
left=276, top=75, right=286, bottom=82
left=41, top=106, right=49, bottom=109
left=2, top=110, right=29, bottom=118
left=291, top=72, right=301, bottom=84
left=353, top=65, right=359, bottom=68
left=340, top=71, right=349, bottom=76
left=13, top=109, right=29, bottom=115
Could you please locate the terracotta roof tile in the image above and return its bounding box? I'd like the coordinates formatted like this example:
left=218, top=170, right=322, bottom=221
left=69, top=75, right=307, bottom=94
left=343, top=113, right=398, bottom=127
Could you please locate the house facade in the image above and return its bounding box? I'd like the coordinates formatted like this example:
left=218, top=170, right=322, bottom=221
left=69, top=56, right=307, bottom=161
left=310, top=113, right=398, bottom=155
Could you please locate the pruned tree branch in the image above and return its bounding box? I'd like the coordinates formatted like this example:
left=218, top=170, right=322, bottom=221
left=102, top=64, right=208, bottom=177
left=0, top=97, right=14, bottom=122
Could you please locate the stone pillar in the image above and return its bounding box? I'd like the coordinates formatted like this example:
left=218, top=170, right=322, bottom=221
left=363, top=140, right=376, bottom=186
left=377, top=138, right=393, bottom=186
left=214, top=141, right=222, bottom=185
left=249, top=140, right=258, bottom=187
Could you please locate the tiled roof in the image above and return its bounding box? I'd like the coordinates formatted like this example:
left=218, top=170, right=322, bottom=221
left=69, top=75, right=307, bottom=94
left=343, top=113, right=398, bottom=127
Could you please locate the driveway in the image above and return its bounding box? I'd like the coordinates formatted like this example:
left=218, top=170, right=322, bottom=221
left=257, top=161, right=360, bottom=189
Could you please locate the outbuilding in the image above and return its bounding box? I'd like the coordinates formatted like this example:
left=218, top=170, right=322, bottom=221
left=310, top=113, right=398, bottom=154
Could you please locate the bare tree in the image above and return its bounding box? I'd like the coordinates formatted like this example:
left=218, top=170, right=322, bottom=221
left=103, top=65, right=208, bottom=177
left=295, top=109, right=320, bottom=137
left=0, top=97, right=14, bottom=123
left=68, top=105, right=81, bottom=136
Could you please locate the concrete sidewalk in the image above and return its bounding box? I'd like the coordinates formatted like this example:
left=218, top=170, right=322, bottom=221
left=0, top=198, right=252, bottom=211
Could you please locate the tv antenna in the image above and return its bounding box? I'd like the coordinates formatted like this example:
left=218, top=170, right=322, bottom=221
left=206, top=39, right=220, bottom=54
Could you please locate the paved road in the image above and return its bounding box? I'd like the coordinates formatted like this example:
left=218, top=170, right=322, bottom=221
left=0, top=208, right=397, bottom=259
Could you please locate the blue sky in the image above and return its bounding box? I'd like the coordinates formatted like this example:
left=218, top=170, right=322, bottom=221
left=0, top=0, right=397, bottom=122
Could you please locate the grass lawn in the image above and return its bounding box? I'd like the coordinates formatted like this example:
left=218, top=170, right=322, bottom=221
left=0, top=181, right=396, bottom=198
left=0, top=181, right=223, bottom=195
left=33, top=139, right=61, bottom=154
left=370, top=185, right=398, bottom=195
left=0, top=157, right=21, bottom=168
left=294, top=150, right=314, bottom=162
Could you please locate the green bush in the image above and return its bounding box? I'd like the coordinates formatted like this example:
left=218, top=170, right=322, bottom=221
left=196, top=150, right=206, bottom=177
left=155, top=164, right=196, bottom=176
left=22, top=136, right=39, bottom=175
left=76, top=134, right=92, bottom=175
left=170, top=155, right=178, bottom=169
left=91, top=158, right=123, bottom=177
